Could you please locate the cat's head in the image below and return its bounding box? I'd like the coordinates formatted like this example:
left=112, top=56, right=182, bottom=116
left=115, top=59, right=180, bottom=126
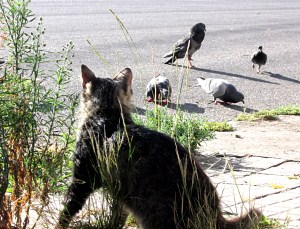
left=80, top=65, right=133, bottom=116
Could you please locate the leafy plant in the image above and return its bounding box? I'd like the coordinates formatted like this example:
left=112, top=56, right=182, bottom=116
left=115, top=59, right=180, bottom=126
left=132, top=106, right=214, bottom=152
left=257, top=215, right=284, bottom=228
left=0, top=0, right=78, bottom=227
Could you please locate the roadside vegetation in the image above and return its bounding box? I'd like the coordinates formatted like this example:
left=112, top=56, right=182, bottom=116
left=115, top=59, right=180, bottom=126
left=236, top=105, right=300, bottom=121
left=0, top=0, right=78, bottom=227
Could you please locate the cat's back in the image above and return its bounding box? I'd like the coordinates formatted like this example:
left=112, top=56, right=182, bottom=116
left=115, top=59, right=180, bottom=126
left=120, top=124, right=187, bottom=157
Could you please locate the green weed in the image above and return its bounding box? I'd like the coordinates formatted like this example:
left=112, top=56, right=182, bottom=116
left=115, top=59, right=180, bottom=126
left=132, top=106, right=214, bottom=152
left=236, top=105, right=300, bottom=121
left=204, top=121, right=234, bottom=132
left=257, top=215, right=284, bottom=228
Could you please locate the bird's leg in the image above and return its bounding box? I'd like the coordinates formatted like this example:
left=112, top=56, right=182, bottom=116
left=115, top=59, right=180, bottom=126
left=258, top=65, right=261, bottom=74
left=214, top=99, right=221, bottom=105
left=188, top=55, right=193, bottom=68
left=252, top=64, right=256, bottom=72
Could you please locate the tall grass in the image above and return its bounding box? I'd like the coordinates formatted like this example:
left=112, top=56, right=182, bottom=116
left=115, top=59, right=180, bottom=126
left=0, top=0, right=78, bottom=227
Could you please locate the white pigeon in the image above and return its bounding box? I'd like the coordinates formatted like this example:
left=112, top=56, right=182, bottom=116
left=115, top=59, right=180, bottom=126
left=146, top=74, right=172, bottom=105
left=197, top=77, right=244, bottom=104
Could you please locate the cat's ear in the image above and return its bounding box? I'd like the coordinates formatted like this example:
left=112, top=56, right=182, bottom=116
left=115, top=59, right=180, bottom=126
left=114, top=68, right=132, bottom=84
left=114, top=68, right=133, bottom=92
left=114, top=68, right=133, bottom=107
left=81, top=65, right=96, bottom=87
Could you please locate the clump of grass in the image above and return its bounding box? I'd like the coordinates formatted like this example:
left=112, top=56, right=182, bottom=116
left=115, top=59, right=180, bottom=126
left=273, top=105, right=300, bottom=115
left=204, top=121, right=234, bottom=132
left=257, top=215, right=284, bottom=228
left=132, top=106, right=214, bottom=152
left=237, top=110, right=278, bottom=121
left=125, top=214, right=138, bottom=227
left=236, top=105, right=300, bottom=121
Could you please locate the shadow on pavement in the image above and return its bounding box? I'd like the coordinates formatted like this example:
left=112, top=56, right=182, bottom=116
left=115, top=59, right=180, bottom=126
left=222, top=104, right=258, bottom=113
left=191, top=67, right=279, bottom=85
left=196, top=153, right=258, bottom=175
left=168, top=64, right=279, bottom=85
left=167, top=102, right=205, bottom=114
left=264, top=71, right=300, bottom=84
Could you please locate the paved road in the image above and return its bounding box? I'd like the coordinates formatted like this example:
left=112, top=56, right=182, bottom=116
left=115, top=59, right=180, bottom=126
left=29, top=0, right=300, bottom=121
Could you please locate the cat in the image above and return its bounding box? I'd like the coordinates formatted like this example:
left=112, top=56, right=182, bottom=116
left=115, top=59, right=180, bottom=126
left=56, top=65, right=261, bottom=229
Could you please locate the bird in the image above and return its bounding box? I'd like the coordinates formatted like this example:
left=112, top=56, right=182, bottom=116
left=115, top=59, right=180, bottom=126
left=197, top=77, right=244, bottom=104
left=146, top=74, right=172, bottom=105
left=251, top=46, right=267, bottom=73
left=163, top=23, right=206, bottom=68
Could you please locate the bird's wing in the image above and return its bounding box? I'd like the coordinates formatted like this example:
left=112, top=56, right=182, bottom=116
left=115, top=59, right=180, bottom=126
left=156, top=75, right=171, bottom=99
left=163, top=35, right=190, bottom=58
left=251, top=51, right=258, bottom=62
left=220, top=84, right=244, bottom=103
left=210, top=80, right=228, bottom=98
left=198, top=78, right=228, bottom=98
left=262, top=53, right=267, bottom=64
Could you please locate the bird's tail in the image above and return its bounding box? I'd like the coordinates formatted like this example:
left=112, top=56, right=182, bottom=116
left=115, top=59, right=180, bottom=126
left=196, top=77, right=205, bottom=86
left=163, top=57, right=175, bottom=65
left=162, top=50, right=173, bottom=58
left=218, top=208, right=262, bottom=229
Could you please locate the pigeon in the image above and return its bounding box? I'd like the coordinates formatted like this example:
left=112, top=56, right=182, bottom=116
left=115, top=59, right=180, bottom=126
left=146, top=74, right=172, bottom=105
left=197, top=77, right=244, bottom=104
left=163, top=23, right=206, bottom=68
left=251, top=46, right=267, bottom=73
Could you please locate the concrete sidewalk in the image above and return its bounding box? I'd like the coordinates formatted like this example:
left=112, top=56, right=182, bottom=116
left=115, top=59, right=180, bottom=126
left=196, top=152, right=300, bottom=228
left=197, top=115, right=300, bottom=228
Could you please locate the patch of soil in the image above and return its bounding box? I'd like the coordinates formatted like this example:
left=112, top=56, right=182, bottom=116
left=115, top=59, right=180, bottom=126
left=199, top=115, right=300, bottom=160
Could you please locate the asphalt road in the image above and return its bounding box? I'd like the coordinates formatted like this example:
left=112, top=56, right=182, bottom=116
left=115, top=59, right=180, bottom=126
left=29, top=0, right=300, bottom=121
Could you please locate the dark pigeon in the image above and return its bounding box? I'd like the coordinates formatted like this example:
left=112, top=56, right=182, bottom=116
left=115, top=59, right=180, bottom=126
left=146, top=74, right=172, bottom=105
left=251, top=46, right=267, bottom=73
left=197, top=77, right=244, bottom=104
left=163, top=23, right=206, bottom=68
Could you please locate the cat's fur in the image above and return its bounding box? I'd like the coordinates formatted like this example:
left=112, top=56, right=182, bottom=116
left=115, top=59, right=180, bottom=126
left=56, top=65, right=261, bottom=229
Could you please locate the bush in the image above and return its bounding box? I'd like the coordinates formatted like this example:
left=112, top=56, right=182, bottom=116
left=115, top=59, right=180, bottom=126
left=132, top=106, right=214, bottom=152
left=0, top=0, right=78, bottom=227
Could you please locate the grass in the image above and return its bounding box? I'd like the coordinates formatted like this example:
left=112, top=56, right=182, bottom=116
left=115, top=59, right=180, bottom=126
left=258, top=215, right=285, bottom=228
left=204, top=121, right=234, bottom=132
left=236, top=105, right=300, bottom=121
left=132, top=106, right=215, bottom=152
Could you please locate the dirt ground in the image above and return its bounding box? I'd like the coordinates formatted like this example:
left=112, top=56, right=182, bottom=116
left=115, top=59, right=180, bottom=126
left=199, top=115, right=300, bottom=160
